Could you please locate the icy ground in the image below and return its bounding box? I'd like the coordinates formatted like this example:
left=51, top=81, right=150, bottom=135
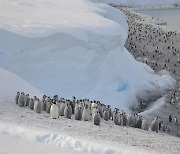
left=0, top=98, right=180, bottom=154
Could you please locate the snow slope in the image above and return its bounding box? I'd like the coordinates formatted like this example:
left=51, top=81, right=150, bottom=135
left=90, top=0, right=180, bottom=6
left=0, top=0, right=175, bottom=112
left=0, top=67, right=42, bottom=100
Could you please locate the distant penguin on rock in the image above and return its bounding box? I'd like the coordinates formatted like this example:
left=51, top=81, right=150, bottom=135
left=75, top=107, right=82, bottom=120
left=25, top=94, right=30, bottom=106
left=18, top=92, right=26, bottom=107
left=15, top=91, right=20, bottom=104
left=141, top=119, right=148, bottom=130
left=50, top=102, right=59, bottom=119
left=151, top=117, right=159, bottom=132
left=93, top=111, right=100, bottom=125
left=103, top=108, right=109, bottom=121
left=34, top=98, right=41, bottom=113
left=82, top=104, right=90, bottom=121
left=29, top=98, right=34, bottom=110
left=64, top=104, right=72, bottom=119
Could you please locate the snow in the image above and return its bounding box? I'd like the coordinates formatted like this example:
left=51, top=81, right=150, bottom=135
left=0, top=121, right=150, bottom=154
left=0, top=67, right=42, bottom=100
left=0, top=99, right=180, bottom=154
left=0, top=1, right=179, bottom=153
left=90, top=0, right=180, bottom=6
left=0, top=0, right=176, bottom=113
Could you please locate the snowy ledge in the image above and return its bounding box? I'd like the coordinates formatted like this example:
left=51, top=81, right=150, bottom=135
left=0, top=121, right=152, bottom=154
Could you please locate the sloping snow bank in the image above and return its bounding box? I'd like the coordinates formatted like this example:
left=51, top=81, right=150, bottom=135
left=90, top=0, right=180, bottom=6
left=0, top=121, right=151, bottom=154
left=0, top=67, right=42, bottom=100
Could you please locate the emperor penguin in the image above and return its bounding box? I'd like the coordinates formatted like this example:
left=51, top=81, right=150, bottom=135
left=151, top=117, right=159, bottom=132
left=127, top=113, right=135, bottom=127
left=50, top=101, right=59, bottom=119
left=122, top=112, right=127, bottom=126
left=136, top=115, right=143, bottom=128
left=56, top=100, right=61, bottom=115
left=46, top=100, right=51, bottom=113
left=113, top=110, right=118, bottom=124
left=103, top=108, right=109, bottom=121
left=59, top=101, right=66, bottom=116
left=91, top=101, right=97, bottom=111
left=116, top=112, right=121, bottom=125
left=74, top=100, right=80, bottom=114
left=75, top=107, right=82, bottom=120
left=82, top=104, right=90, bottom=121
left=64, top=104, right=72, bottom=119
left=92, top=106, right=99, bottom=116
left=18, top=92, right=26, bottom=107
left=34, top=98, right=41, bottom=113
left=107, top=105, right=112, bottom=119
left=141, top=119, right=148, bottom=130
left=93, top=111, right=100, bottom=125
left=15, top=91, right=20, bottom=104
left=41, top=95, right=47, bottom=111
left=98, top=103, right=103, bottom=118
left=29, top=98, right=34, bottom=110
left=25, top=94, right=30, bottom=106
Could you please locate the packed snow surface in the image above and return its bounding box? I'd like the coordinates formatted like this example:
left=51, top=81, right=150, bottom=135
left=0, top=0, right=175, bottom=112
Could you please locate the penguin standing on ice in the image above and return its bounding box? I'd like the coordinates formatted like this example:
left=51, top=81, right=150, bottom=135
left=75, top=107, right=82, bottom=120
left=82, top=104, right=90, bottom=121
left=127, top=113, right=135, bottom=127
left=46, top=100, right=52, bottom=113
left=15, top=91, right=20, bottom=104
left=29, top=98, right=35, bottom=110
left=25, top=94, right=30, bottom=106
left=59, top=101, right=66, bottom=116
left=34, top=98, right=41, bottom=113
left=50, top=101, right=59, bottom=119
left=41, top=95, right=47, bottom=111
left=151, top=117, right=159, bottom=132
left=122, top=112, right=127, bottom=126
left=93, top=111, right=100, bottom=125
left=64, top=104, right=72, bottom=119
left=103, top=108, right=109, bottom=121
left=18, top=92, right=26, bottom=107
left=141, top=119, right=148, bottom=130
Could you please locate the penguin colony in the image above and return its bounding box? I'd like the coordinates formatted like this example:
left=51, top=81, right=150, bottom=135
left=114, top=6, right=180, bottom=112
left=15, top=92, right=179, bottom=132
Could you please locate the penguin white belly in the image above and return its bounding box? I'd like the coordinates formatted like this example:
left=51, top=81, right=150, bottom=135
left=50, top=104, right=59, bottom=119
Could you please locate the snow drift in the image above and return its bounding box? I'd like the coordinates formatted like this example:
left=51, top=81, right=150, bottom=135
left=0, top=67, right=42, bottom=100
left=0, top=0, right=175, bottom=112
left=0, top=121, right=152, bottom=154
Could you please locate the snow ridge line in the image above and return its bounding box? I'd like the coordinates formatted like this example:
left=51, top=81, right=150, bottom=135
left=0, top=121, right=135, bottom=154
